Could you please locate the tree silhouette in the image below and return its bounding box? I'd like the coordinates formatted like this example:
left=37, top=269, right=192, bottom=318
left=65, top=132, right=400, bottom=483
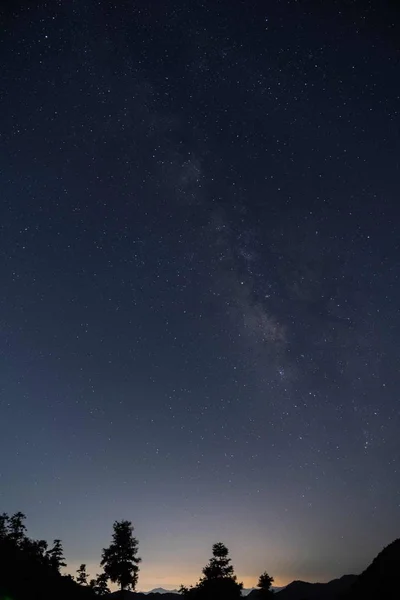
left=257, top=572, right=274, bottom=597
left=89, top=573, right=111, bottom=596
left=179, top=584, right=190, bottom=595
left=0, top=512, right=9, bottom=538
left=8, top=511, right=27, bottom=546
left=0, top=511, right=94, bottom=600
left=202, top=542, right=236, bottom=580
left=77, top=563, right=89, bottom=585
left=97, top=573, right=111, bottom=596
left=23, top=537, right=49, bottom=566
left=46, top=539, right=66, bottom=572
left=182, top=542, right=242, bottom=600
left=100, top=519, right=141, bottom=594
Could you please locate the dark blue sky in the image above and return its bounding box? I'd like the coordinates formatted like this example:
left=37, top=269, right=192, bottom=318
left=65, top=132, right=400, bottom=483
left=1, top=0, right=399, bottom=590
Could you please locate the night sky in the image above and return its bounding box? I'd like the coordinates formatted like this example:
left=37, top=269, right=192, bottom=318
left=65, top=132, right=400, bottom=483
left=1, top=0, right=399, bottom=591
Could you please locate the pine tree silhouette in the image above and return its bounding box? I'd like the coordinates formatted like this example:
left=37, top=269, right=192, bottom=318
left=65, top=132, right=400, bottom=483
left=181, top=542, right=243, bottom=600
left=257, top=572, right=274, bottom=597
left=46, top=539, right=66, bottom=572
left=101, top=519, right=141, bottom=595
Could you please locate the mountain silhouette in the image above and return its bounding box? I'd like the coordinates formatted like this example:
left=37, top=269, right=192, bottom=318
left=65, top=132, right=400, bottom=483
left=260, top=539, right=400, bottom=600
left=243, top=587, right=285, bottom=596
left=347, top=538, right=400, bottom=600
left=146, top=589, right=180, bottom=595
left=256, top=575, right=357, bottom=600
left=141, top=587, right=285, bottom=596
left=111, top=592, right=179, bottom=600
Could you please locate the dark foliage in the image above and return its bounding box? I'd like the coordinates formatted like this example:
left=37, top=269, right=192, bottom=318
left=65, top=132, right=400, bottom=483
left=0, top=512, right=96, bottom=600
left=101, top=519, right=141, bottom=593
left=46, top=538, right=66, bottom=572
left=181, top=542, right=243, bottom=600
left=254, top=572, right=274, bottom=598
left=77, top=563, right=89, bottom=585
left=89, top=572, right=111, bottom=595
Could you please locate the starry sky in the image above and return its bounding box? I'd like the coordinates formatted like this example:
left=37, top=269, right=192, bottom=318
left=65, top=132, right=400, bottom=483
left=1, top=0, right=400, bottom=591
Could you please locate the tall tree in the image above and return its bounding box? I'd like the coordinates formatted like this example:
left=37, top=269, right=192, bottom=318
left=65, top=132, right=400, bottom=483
left=100, top=520, right=141, bottom=594
left=76, top=563, right=89, bottom=585
left=46, top=539, right=66, bottom=572
left=257, top=572, right=274, bottom=597
left=202, top=542, right=236, bottom=580
left=182, top=542, right=242, bottom=600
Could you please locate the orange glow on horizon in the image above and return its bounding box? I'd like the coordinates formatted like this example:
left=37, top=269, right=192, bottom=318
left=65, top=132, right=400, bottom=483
left=66, top=562, right=290, bottom=591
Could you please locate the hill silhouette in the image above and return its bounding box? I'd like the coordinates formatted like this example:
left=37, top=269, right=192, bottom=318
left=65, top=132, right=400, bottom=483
left=0, top=536, right=95, bottom=600
left=0, top=512, right=95, bottom=600
left=346, top=538, right=400, bottom=600
left=0, top=541, right=95, bottom=600
left=110, top=594, right=179, bottom=600
left=263, top=539, right=400, bottom=600
left=256, top=575, right=357, bottom=600
left=146, top=588, right=180, bottom=594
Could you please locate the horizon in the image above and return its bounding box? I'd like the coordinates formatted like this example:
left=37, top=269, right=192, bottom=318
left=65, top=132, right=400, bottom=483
left=61, top=533, right=370, bottom=592
left=1, top=0, right=399, bottom=591
left=65, top=559, right=356, bottom=592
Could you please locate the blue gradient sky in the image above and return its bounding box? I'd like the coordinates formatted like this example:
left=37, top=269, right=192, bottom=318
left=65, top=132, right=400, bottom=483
left=1, top=0, right=399, bottom=590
